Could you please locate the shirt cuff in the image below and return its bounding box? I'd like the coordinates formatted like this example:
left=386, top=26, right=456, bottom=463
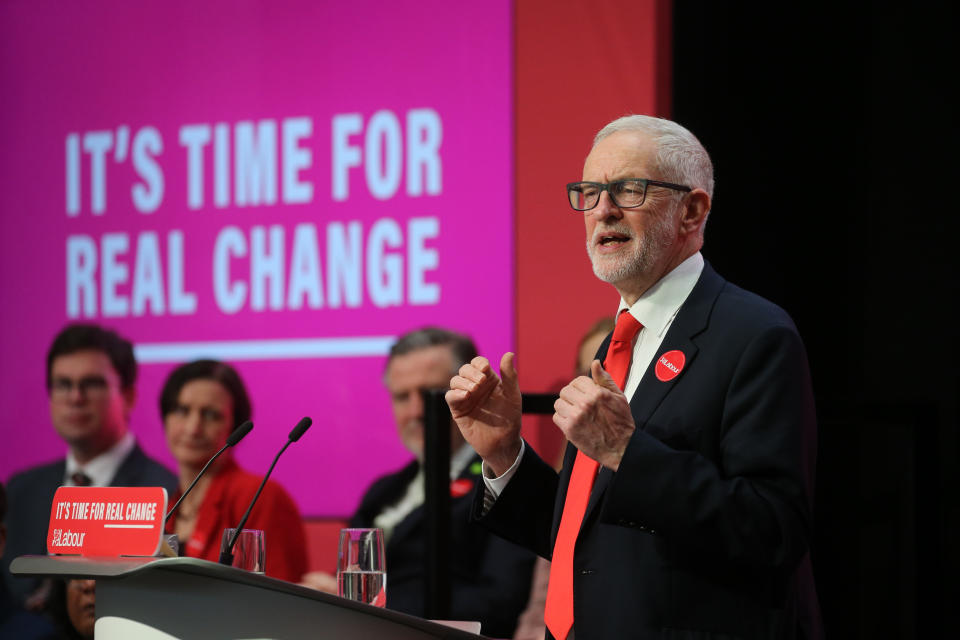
left=480, top=440, right=526, bottom=499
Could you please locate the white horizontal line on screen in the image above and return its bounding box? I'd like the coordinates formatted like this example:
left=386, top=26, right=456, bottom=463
left=134, top=336, right=397, bottom=363
left=103, top=524, right=154, bottom=529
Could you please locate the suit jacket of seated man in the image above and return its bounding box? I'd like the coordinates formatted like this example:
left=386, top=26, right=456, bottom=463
left=351, top=453, right=536, bottom=639
left=2, top=443, right=177, bottom=604
left=475, top=262, right=823, bottom=640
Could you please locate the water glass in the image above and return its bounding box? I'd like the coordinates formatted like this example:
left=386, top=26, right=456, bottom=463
left=221, top=528, right=266, bottom=574
left=337, top=527, right=386, bottom=606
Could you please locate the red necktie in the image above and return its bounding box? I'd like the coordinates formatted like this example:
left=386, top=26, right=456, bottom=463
left=544, top=310, right=643, bottom=640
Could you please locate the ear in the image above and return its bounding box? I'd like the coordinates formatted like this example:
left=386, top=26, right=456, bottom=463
left=679, top=188, right=711, bottom=236
left=122, top=385, right=137, bottom=417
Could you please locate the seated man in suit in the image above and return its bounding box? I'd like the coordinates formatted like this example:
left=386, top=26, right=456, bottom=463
left=302, top=327, right=536, bottom=638
left=1, top=323, right=177, bottom=608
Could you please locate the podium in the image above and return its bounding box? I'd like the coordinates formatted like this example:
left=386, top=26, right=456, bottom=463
left=11, top=555, right=488, bottom=639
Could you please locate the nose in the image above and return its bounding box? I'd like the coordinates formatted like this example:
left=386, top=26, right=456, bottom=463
left=71, top=578, right=96, bottom=593
left=408, top=390, right=425, bottom=420
left=183, top=411, right=204, bottom=436
left=63, top=382, right=88, bottom=404
left=592, top=190, right=623, bottom=221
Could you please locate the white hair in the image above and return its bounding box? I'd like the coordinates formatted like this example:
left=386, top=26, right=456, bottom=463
left=593, top=115, right=715, bottom=199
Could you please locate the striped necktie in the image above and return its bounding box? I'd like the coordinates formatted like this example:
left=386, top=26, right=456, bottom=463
left=70, top=471, right=93, bottom=486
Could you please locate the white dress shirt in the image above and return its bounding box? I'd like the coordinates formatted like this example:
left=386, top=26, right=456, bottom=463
left=64, top=431, right=136, bottom=487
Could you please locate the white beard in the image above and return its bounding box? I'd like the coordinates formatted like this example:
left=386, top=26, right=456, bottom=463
left=586, top=209, right=676, bottom=285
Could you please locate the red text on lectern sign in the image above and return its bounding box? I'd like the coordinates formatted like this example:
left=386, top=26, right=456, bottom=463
left=47, top=487, right=167, bottom=557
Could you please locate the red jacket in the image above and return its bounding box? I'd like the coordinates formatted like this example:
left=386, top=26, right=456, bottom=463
left=166, top=457, right=307, bottom=583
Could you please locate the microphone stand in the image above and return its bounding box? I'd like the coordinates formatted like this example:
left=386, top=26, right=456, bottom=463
left=164, top=420, right=254, bottom=526
left=219, top=417, right=311, bottom=566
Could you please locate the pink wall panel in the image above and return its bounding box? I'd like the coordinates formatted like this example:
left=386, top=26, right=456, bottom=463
left=0, top=0, right=668, bottom=517
left=0, top=0, right=514, bottom=517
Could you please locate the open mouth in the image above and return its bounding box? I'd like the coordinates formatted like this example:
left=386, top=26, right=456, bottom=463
left=598, top=233, right=630, bottom=247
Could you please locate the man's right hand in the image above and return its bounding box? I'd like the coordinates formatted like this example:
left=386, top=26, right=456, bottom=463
left=446, top=353, right=523, bottom=477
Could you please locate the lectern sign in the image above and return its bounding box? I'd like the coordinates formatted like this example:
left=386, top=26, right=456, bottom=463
left=47, top=487, right=167, bottom=557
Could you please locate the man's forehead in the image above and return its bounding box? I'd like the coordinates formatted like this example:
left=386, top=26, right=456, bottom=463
left=583, top=130, right=656, bottom=177
left=51, top=349, right=117, bottom=376
left=384, top=345, right=456, bottom=387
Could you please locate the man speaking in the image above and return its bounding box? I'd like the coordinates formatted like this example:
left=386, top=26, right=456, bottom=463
left=447, top=115, right=822, bottom=639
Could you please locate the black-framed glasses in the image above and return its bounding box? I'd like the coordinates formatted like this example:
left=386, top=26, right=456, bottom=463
left=566, top=178, right=691, bottom=211
left=49, top=376, right=110, bottom=400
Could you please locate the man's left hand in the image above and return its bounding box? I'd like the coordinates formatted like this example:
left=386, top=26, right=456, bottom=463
left=553, top=360, right=635, bottom=471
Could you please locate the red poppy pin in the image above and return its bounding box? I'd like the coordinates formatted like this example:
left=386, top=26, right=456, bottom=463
left=450, top=478, right=474, bottom=498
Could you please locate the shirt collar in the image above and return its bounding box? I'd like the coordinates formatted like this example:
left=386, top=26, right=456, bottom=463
left=65, top=431, right=136, bottom=487
left=618, top=252, right=705, bottom=338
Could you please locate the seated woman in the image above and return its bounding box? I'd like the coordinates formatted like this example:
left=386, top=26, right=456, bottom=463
left=44, top=579, right=95, bottom=640
left=160, top=360, right=308, bottom=583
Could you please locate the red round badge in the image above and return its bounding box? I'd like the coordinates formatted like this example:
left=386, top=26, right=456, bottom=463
left=450, top=478, right=474, bottom=498
left=655, top=350, right=686, bottom=382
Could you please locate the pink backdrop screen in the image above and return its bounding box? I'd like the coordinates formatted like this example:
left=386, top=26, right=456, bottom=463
left=0, top=0, right=514, bottom=515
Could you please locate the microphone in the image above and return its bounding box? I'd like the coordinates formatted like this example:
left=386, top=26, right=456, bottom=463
left=219, top=416, right=312, bottom=566
left=164, top=420, right=253, bottom=525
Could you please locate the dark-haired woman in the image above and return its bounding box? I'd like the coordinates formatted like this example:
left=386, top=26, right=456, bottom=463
left=160, top=360, right=307, bottom=583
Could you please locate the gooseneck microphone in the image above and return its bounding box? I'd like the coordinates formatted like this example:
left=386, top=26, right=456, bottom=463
left=219, top=416, right=312, bottom=566
left=164, top=420, right=254, bottom=525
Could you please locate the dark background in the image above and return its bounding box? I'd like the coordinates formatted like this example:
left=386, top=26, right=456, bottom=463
left=672, top=3, right=956, bottom=636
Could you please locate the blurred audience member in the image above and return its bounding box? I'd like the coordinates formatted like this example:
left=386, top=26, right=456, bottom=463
left=511, top=316, right=615, bottom=640
left=43, top=579, right=94, bottom=640
left=574, top=317, right=618, bottom=378
left=0, top=482, right=57, bottom=639
left=160, top=359, right=307, bottom=582
left=2, top=323, right=177, bottom=608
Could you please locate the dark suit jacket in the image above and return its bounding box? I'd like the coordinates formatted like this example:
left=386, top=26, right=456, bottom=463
left=477, top=262, right=823, bottom=639
left=1, top=443, right=177, bottom=605
left=352, top=455, right=536, bottom=639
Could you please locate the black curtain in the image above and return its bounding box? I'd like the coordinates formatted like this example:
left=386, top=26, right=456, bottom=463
left=672, top=3, right=957, bottom=637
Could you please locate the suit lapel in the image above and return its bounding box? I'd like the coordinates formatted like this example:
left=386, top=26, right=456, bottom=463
left=580, top=262, right=726, bottom=521
left=51, top=460, right=67, bottom=487
left=550, top=442, right=581, bottom=543
left=626, top=332, right=700, bottom=433
left=110, top=444, right=142, bottom=486
left=627, top=264, right=722, bottom=429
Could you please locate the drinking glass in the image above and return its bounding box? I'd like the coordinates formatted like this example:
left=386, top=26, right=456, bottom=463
left=220, top=528, right=266, bottom=574
left=337, top=528, right=386, bottom=606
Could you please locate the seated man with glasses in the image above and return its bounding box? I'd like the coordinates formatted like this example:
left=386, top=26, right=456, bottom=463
left=1, top=323, right=177, bottom=609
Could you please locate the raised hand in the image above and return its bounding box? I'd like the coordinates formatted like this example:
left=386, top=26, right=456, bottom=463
left=445, top=353, right=523, bottom=476
left=553, top=359, right=636, bottom=471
